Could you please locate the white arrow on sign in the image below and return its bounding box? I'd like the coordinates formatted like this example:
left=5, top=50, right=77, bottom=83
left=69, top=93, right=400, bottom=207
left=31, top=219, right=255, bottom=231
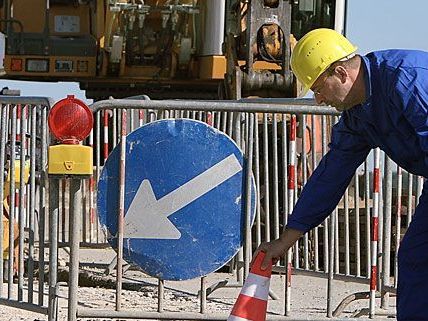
left=123, top=154, right=243, bottom=239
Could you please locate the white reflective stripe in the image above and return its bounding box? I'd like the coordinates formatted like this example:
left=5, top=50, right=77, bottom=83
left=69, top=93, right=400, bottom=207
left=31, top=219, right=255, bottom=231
left=240, top=272, right=270, bottom=300
left=228, top=315, right=252, bottom=321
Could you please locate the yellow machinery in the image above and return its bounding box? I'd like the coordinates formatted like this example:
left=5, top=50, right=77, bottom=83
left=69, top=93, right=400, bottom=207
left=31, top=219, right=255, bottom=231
left=0, top=0, right=342, bottom=100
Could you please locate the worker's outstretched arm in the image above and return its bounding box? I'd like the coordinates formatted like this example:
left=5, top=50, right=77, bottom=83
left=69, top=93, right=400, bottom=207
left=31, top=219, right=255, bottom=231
left=256, top=227, right=303, bottom=269
left=255, top=111, right=371, bottom=270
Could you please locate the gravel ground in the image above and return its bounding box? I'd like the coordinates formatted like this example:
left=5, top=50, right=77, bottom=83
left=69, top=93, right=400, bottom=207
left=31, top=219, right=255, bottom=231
left=0, top=248, right=397, bottom=321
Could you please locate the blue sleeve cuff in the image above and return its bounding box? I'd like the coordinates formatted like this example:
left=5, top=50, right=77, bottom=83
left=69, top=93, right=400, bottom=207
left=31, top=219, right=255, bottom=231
left=285, top=220, right=311, bottom=234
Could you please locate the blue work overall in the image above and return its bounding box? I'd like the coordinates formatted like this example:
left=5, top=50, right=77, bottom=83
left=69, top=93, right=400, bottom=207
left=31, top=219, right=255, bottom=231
left=286, top=49, right=428, bottom=320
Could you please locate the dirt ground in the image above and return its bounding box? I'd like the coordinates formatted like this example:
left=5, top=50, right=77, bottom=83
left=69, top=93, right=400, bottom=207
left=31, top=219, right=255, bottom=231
left=0, top=247, right=397, bottom=321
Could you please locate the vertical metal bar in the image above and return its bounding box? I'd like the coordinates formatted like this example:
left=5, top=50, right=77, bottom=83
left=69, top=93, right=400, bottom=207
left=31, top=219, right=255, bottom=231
left=8, top=104, right=17, bottom=298
left=381, top=156, right=393, bottom=309
left=130, top=108, right=135, bottom=132
left=364, top=160, right=371, bottom=277
left=370, top=148, right=381, bottom=318
left=262, top=113, right=270, bottom=242
left=244, top=113, right=254, bottom=277
left=377, top=159, right=384, bottom=290
left=221, top=112, right=228, bottom=133
left=95, top=109, right=102, bottom=239
left=321, top=116, right=328, bottom=273
left=232, top=112, right=244, bottom=284
left=394, top=166, right=402, bottom=288
left=311, top=115, right=319, bottom=271
left=158, top=279, right=164, bottom=312
left=200, top=277, right=207, bottom=314
left=18, top=105, right=27, bottom=301
left=139, top=109, right=145, bottom=127
left=281, top=114, right=288, bottom=234
left=38, top=106, right=48, bottom=305
left=27, top=105, right=37, bottom=303
left=334, top=205, right=339, bottom=274
left=354, top=174, right=361, bottom=277
left=333, top=116, right=339, bottom=274
left=254, top=115, right=261, bottom=247
left=61, top=178, right=67, bottom=243
left=81, top=178, right=88, bottom=244
left=68, top=179, right=82, bottom=321
left=88, top=130, right=96, bottom=243
left=48, top=179, right=59, bottom=321
left=344, top=187, right=350, bottom=275
left=301, top=115, right=309, bottom=270
left=407, top=173, right=413, bottom=227
left=116, top=109, right=127, bottom=311
left=272, top=114, right=280, bottom=241
left=327, top=210, right=336, bottom=317
left=284, top=115, right=296, bottom=316
left=0, top=104, right=7, bottom=296
left=103, top=110, right=110, bottom=163
left=416, top=176, right=423, bottom=207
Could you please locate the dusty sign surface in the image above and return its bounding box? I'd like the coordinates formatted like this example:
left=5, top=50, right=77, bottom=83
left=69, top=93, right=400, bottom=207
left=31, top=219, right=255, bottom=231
left=97, top=119, right=256, bottom=280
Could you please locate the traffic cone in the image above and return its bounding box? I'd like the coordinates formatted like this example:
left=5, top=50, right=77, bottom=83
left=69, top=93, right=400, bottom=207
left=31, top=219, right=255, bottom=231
left=228, top=252, right=273, bottom=321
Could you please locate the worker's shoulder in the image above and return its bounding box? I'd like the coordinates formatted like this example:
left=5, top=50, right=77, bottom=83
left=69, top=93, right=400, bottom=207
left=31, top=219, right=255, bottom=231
left=365, top=49, right=428, bottom=70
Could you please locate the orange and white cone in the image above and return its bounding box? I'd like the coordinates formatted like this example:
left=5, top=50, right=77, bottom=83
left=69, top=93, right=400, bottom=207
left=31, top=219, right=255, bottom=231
left=227, top=252, right=272, bottom=321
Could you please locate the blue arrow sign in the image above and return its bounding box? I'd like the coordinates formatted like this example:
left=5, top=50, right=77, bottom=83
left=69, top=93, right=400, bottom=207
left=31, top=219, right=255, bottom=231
left=97, top=119, right=256, bottom=280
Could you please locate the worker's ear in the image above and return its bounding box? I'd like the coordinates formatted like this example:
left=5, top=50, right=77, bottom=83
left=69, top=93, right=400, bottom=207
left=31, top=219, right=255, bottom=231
left=333, top=65, right=348, bottom=84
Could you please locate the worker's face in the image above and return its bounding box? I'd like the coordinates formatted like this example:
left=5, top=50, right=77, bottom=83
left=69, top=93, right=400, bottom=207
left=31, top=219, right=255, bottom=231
left=311, top=66, right=354, bottom=112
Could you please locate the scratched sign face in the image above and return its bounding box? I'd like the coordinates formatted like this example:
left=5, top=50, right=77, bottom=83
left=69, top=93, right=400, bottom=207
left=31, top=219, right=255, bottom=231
left=97, top=119, right=256, bottom=280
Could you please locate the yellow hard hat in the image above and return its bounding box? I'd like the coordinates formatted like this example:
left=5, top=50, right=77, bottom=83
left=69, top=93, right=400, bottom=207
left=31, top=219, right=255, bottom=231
left=290, top=28, right=357, bottom=94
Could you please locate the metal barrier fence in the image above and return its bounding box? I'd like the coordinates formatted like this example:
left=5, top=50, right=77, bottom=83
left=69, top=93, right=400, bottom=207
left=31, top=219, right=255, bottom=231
left=0, top=97, right=52, bottom=315
left=0, top=96, right=423, bottom=320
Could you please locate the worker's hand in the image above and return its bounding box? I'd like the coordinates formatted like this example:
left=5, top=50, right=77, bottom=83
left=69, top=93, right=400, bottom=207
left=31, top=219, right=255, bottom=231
left=252, top=227, right=304, bottom=270
left=253, top=238, right=288, bottom=270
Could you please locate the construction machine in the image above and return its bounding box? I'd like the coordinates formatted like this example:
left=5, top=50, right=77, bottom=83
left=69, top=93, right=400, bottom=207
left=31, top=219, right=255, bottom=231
left=0, top=0, right=346, bottom=100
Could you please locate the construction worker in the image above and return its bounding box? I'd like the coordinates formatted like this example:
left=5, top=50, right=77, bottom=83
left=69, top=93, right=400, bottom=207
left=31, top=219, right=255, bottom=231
left=255, top=28, right=428, bottom=320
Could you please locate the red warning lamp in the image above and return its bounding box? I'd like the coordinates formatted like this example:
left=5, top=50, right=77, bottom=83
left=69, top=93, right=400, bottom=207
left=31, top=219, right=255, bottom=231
left=48, top=95, right=94, bottom=176
left=48, top=95, right=93, bottom=144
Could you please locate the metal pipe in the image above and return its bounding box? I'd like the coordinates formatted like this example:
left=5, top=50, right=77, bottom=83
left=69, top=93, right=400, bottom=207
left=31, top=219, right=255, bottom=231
left=272, top=114, right=280, bottom=241
left=364, top=161, right=370, bottom=278
left=327, top=211, right=336, bottom=317
left=244, top=113, right=255, bottom=277
left=158, top=279, right=164, bottom=312
left=48, top=179, right=59, bottom=321
left=116, top=109, right=127, bottom=310
left=0, top=104, right=8, bottom=296
left=394, top=166, right=403, bottom=288
left=200, top=277, right=206, bottom=314
left=38, top=106, right=48, bottom=305
left=354, top=174, right=361, bottom=277
left=27, top=105, right=37, bottom=303
left=254, top=115, right=261, bottom=247
left=321, top=116, right=329, bottom=274
left=8, top=104, right=17, bottom=298
left=263, top=114, right=270, bottom=242
left=381, top=156, right=393, bottom=309
left=68, top=179, right=83, bottom=321
left=200, top=0, right=225, bottom=56
left=344, top=187, right=350, bottom=275
left=285, top=115, right=297, bottom=315
left=0, top=97, right=55, bottom=107
left=334, top=0, right=347, bottom=35
left=90, top=99, right=340, bottom=116
left=18, top=105, right=27, bottom=301
left=301, top=115, right=309, bottom=270
left=311, top=115, right=319, bottom=271
left=77, top=309, right=323, bottom=320
left=369, top=148, right=381, bottom=318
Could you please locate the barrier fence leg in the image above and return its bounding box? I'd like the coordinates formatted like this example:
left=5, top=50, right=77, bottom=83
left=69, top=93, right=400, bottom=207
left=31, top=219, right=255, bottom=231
left=68, top=179, right=82, bottom=321
left=48, top=179, right=59, bottom=321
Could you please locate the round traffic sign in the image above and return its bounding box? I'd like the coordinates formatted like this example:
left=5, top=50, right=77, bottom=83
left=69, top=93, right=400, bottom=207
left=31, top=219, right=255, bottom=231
left=97, top=119, right=256, bottom=280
